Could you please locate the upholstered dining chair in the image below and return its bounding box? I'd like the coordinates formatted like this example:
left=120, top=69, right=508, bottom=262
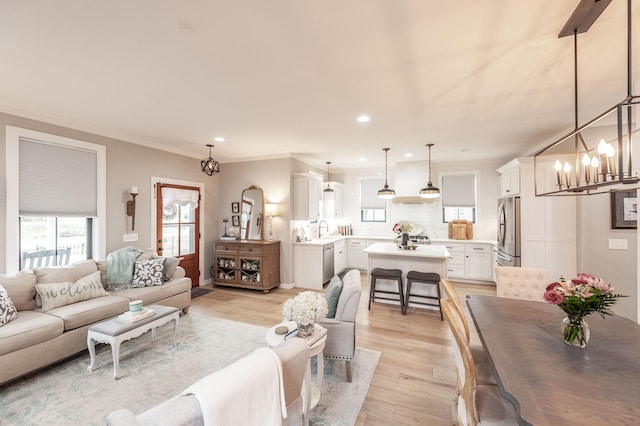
left=442, top=299, right=517, bottom=426
left=441, top=280, right=496, bottom=386
left=318, top=269, right=362, bottom=382
left=495, top=266, right=549, bottom=302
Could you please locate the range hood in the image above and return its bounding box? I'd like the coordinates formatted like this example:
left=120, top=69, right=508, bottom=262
left=391, top=196, right=437, bottom=204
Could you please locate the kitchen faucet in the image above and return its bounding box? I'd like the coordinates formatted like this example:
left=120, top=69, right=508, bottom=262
left=319, top=220, right=329, bottom=238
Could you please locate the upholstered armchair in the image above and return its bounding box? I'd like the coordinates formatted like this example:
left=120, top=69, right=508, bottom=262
left=318, top=269, right=361, bottom=382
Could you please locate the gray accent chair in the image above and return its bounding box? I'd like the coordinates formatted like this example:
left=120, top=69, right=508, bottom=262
left=319, top=269, right=362, bottom=382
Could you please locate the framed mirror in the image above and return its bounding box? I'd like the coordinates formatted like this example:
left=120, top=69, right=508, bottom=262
left=240, top=185, right=264, bottom=240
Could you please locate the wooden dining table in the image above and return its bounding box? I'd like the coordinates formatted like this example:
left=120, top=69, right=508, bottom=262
left=466, top=294, right=640, bottom=426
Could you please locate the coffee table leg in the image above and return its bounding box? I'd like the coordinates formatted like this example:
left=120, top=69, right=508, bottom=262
left=316, top=350, right=324, bottom=390
left=152, top=327, right=157, bottom=342
left=112, top=340, right=121, bottom=379
left=87, top=334, right=96, bottom=373
left=171, top=318, right=177, bottom=347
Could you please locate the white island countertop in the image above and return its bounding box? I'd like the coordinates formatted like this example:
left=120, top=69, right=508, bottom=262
left=363, top=243, right=450, bottom=259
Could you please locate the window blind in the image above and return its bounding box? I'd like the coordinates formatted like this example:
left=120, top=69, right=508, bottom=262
left=361, top=178, right=386, bottom=208
left=19, top=138, right=98, bottom=216
left=442, top=174, right=476, bottom=207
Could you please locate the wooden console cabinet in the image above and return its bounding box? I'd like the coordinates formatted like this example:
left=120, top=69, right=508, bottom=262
left=213, top=240, right=280, bottom=293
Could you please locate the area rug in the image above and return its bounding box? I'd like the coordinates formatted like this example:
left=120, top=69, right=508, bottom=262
left=190, top=286, right=212, bottom=299
left=0, top=314, right=380, bottom=426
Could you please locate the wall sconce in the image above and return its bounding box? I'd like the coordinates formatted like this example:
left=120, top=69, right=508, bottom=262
left=126, top=186, right=138, bottom=231
left=265, top=203, right=278, bottom=241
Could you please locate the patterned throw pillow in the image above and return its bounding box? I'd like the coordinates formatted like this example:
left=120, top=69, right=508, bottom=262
left=324, top=275, right=343, bottom=319
left=0, top=284, right=18, bottom=326
left=131, top=258, right=165, bottom=288
left=36, top=271, right=108, bottom=312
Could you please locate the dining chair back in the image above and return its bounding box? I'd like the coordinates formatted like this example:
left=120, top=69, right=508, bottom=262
left=495, top=266, right=549, bottom=302
left=443, top=299, right=516, bottom=426
left=22, top=247, right=71, bottom=269
left=441, top=279, right=470, bottom=341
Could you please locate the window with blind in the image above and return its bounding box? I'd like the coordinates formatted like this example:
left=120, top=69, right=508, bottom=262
left=6, top=126, right=106, bottom=272
left=360, top=177, right=387, bottom=222
left=441, top=172, right=478, bottom=223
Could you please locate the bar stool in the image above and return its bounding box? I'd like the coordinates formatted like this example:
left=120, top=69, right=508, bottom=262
left=369, top=268, right=405, bottom=314
left=405, top=271, right=442, bottom=320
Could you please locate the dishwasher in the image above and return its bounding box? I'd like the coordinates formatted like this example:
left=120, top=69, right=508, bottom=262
left=322, top=243, right=334, bottom=284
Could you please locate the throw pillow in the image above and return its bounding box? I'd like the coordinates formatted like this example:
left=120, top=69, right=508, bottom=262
left=0, top=284, right=18, bottom=326
left=0, top=269, right=37, bottom=311
left=131, top=258, right=165, bottom=288
left=35, top=271, right=108, bottom=313
left=325, top=275, right=343, bottom=319
left=156, top=256, right=180, bottom=281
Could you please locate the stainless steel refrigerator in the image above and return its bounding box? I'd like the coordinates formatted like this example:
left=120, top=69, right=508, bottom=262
left=495, top=196, right=521, bottom=267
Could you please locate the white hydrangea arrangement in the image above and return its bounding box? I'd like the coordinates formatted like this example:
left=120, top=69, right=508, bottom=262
left=282, top=291, right=328, bottom=326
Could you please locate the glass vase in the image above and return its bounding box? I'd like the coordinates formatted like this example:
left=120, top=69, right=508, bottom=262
left=401, top=233, right=409, bottom=246
left=561, top=316, right=590, bottom=348
left=296, top=322, right=315, bottom=338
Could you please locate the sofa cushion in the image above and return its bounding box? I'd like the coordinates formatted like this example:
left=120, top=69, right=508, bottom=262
left=0, top=285, right=19, bottom=326
left=131, top=258, right=165, bottom=288
left=36, top=271, right=109, bottom=312
left=0, top=269, right=37, bottom=311
left=324, top=275, right=343, bottom=319
left=46, top=295, right=130, bottom=331
left=96, top=259, right=108, bottom=290
left=112, top=278, right=191, bottom=306
left=0, top=310, right=64, bottom=356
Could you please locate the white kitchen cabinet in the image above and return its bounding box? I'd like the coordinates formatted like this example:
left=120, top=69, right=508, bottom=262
left=433, top=241, right=494, bottom=282
left=293, top=244, right=323, bottom=289
left=323, top=182, right=343, bottom=218
left=334, top=239, right=347, bottom=275
left=498, top=161, right=520, bottom=197
left=293, top=173, right=322, bottom=221
left=347, top=239, right=367, bottom=270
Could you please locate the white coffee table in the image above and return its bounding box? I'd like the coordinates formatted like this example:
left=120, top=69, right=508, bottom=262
left=87, top=304, right=179, bottom=379
left=266, top=321, right=327, bottom=424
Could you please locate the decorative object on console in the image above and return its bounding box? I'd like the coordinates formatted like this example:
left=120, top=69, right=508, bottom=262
left=222, top=217, right=230, bottom=237
left=610, top=190, right=637, bottom=229
left=126, top=186, right=138, bottom=231
left=200, top=144, right=220, bottom=176
left=392, top=220, right=413, bottom=246
left=324, top=161, right=334, bottom=193
left=419, top=143, right=441, bottom=199
left=282, top=291, right=328, bottom=337
left=265, top=203, right=278, bottom=241
left=377, top=147, right=396, bottom=199
left=533, top=0, right=639, bottom=196
left=543, top=273, right=626, bottom=348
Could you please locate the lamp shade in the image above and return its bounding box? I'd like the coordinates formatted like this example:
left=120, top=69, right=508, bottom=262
left=265, top=203, right=278, bottom=216
left=201, top=144, right=220, bottom=176
left=419, top=183, right=441, bottom=199
left=377, top=186, right=396, bottom=199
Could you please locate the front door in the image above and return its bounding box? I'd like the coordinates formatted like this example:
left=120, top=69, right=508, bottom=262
left=156, top=183, right=200, bottom=287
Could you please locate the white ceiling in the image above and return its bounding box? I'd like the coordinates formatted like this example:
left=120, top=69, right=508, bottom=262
left=0, top=1, right=637, bottom=171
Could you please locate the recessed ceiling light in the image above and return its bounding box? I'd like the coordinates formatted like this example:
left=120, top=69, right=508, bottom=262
left=356, top=115, right=370, bottom=123
left=214, top=137, right=225, bottom=142
left=461, top=148, right=470, bottom=152
left=404, top=153, right=413, bottom=158
left=359, top=157, right=367, bottom=162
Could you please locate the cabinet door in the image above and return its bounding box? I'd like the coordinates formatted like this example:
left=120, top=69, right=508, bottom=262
left=308, top=176, right=321, bottom=220
left=293, top=245, right=324, bottom=288
left=293, top=175, right=322, bottom=220
left=347, top=239, right=367, bottom=270
left=464, top=253, right=492, bottom=280
left=334, top=240, right=347, bottom=274
left=501, top=166, right=521, bottom=196
left=238, top=255, right=262, bottom=285
left=214, top=254, right=237, bottom=282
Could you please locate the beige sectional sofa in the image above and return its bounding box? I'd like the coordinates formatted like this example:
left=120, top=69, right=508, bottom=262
left=0, top=259, right=191, bottom=386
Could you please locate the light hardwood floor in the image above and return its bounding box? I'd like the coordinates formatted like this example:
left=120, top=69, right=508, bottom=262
left=190, top=277, right=496, bottom=425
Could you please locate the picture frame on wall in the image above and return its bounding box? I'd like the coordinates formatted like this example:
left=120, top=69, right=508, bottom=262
left=611, top=190, right=637, bottom=229
left=232, top=215, right=240, bottom=227
left=231, top=202, right=240, bottom=214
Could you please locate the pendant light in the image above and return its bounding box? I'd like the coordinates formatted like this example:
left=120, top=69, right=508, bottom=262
left=324, top=161, right=334, bottom=193
left=420, top=143, right=440, bottom=198
left=377, top=148, right=396, bottom=199
left=200, top=144, right=220, bottom=176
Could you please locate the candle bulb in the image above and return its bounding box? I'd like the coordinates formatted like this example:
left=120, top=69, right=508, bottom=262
left=554, top=160, right=563, bottom=187
left=582, top=154, right=591, bottom=183
left=130, top=186, right=138, bottom=195
left=605, top=143, right=616, bottom=179
left=597, top=139, right=609, bottom=177
left=591, top=156, right=599, bottom=184
left=563, top=161, right=571, bottom=188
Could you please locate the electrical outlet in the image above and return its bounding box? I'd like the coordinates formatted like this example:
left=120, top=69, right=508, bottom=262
left=123, top=233, right=138, bottom=242
left=608, top=238, right=628, bottom=250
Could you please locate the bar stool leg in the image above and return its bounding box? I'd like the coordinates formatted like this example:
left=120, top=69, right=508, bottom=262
left=368, top=275, right=375, bottom=310
left=405, top=279, right=412, bottom=313
left=398, top=277, right=406, bottom=315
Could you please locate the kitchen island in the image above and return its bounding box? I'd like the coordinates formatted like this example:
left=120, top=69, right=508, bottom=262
left=363, top=243, right=450, bottom=311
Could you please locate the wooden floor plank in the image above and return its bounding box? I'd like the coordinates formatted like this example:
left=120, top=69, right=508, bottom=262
left=189, top=279, right=495, bottom=425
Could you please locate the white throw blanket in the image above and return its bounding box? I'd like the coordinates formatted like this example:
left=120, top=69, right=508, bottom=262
left=182, top=347, right=287, bottom=426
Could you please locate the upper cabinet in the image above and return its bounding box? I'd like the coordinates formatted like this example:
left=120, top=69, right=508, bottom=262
left=497, top=160, right=520, bottom=197
left=322, top=182, right=343, bottom=218
left=293, top=173, right=323, bottom=220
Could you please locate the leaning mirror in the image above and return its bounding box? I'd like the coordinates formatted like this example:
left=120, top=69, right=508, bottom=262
left=240, top=185, right=264, bottom=240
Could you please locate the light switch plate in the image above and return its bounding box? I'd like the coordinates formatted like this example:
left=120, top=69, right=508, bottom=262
left=608, top=238, right=628, bottom=250
left=123, top=233, right=138, bottom=242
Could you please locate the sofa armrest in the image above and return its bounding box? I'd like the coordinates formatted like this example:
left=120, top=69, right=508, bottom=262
left=106, top=409, right=141, bottom=426
left=171, top=266, right=186, bottom=280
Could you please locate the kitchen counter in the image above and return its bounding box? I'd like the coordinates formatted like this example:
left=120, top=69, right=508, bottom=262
left=295, top=236, right=496, bottom=246
left=363, top=243, right=450, bottom=258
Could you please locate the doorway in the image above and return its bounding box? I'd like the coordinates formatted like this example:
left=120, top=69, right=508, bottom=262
left=156, top=183, right=200, bottom=287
